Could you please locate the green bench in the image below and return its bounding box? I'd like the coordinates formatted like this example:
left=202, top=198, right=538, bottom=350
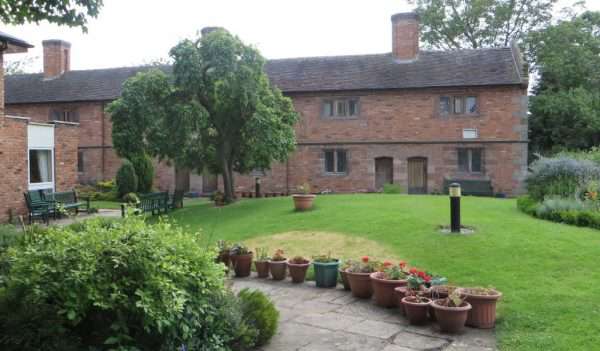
left=443, top=179, right=494, bottom=197
left=137, top=192, right=169, bottom=215
left=43, top=189, right=90, bottom=215
left=24, top=190, right=55, bottom=224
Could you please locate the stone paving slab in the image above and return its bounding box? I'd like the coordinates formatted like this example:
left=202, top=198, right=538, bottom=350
left=232, top=275, right=496, bottom=351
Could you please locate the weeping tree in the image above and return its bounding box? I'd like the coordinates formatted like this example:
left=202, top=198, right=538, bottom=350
left=108, top=29, right=298, bottom=203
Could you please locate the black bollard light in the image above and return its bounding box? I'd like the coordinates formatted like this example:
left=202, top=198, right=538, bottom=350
left=449, top=183, right=461, bottom=233
left=255, top=177, right=262, bottom=198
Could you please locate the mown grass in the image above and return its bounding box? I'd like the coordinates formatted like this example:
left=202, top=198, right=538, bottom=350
left=168, top=194, right=600, bottom=351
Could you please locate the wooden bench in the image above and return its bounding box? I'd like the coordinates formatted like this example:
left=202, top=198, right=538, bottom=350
left=137, top=192, right=169, bottom=215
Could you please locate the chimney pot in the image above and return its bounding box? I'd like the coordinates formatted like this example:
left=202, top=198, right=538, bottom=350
left=391, top=12, right=420, bottom=62
left=42, top=39, right=71, bottom=78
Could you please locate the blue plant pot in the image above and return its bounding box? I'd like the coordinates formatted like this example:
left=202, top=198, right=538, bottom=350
left=313, top=260, right=340, bottom=288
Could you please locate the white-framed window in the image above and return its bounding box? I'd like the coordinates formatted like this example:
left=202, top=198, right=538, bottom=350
left=462, top=128, right=479, bottom=139
left=50, top=109, right=79, bottom=122
left=324, top=149, right=348, bottom=174
left=458, top=148, right=483, bottom=173
left=439, top=95, right=479, bottom=116
left=29, top=148, right=54, bottom=190
left=322, top=98, right=360, bottom=118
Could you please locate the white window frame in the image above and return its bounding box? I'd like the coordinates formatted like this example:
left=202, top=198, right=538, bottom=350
left=462, top=128, right=479, bottom=139
left=28, top=148, right=55, bottom=191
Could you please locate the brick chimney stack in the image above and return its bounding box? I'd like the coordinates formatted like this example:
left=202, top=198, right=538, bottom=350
left=42, top=39, right=71, bottom=78
left=391, top=12, right=420, bottom=62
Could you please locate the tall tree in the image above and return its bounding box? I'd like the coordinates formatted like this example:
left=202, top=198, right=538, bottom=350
left=528, top=11, right=600, bottom=154
left=408, top=0, right=556, bottom=49
left=0, top=0, right=103, bottom=32
left=108, top=29, right=298, bottom=203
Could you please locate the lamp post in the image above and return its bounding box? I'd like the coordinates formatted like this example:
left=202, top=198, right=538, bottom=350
left=449, top=183, right=461, bottom=233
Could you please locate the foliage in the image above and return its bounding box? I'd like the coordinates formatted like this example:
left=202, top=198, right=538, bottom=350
left=255, top=247, right=269, bottom=261
left=289, top=255, right=309, bottom=264
left=346, top=256, right=380, bottom=273
left=407, top=267, right=433, bottom=289
left=339, top=259, right=355, bottom=271
left=109, top=29, right=299, bottom=204
left=238, top=289, right=279, bottom=347
left=116, top=160, right=138, bottom=198
left=460, top=287, right=500, bottom=296
left=271, top=249, right=286, bottom=261
left=312, top=252, right=338, bottom=263
left=0, top=0, right=102, bottom=32
left=558, top=147, right=600, bottom=165
left=297, top=183, right=311, bottom=195
left=379, top=261, right=407, bottom=280
left=76, top=181, right=118, bottom=202
left=0, top=217, right=239, bottom=350
left=516, top=195, right=539, bottom=216
left=442, top=289, right=467, bottom=308
left=217, top=240, right=231, bottom=253
left=122, top=192, right=140, bottom=205
left=408, top=0, right=556, bottom=49
left=130, top=153, right=155, bottom=193
left=382, top=183, right=403, bottom=194
left=230, top=243, right=250, bottom=256
left=536, top=196, right=586, bottom=217
left=518, top=195, right=600, bottom=229
left=528, top=11, right=600, bottom=153
left=525, top=156, right=600, bottom=201
left=4, top=55, right=39, bottom=75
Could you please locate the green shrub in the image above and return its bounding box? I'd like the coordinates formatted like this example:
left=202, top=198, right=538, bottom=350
left=238, top=288, right=279, bottom=347
left=536, top=196, right=586, bottom=218
left=116, top=160, right=138, bottom=198
left=96, top=179, right=116, bottom=192
left=0, top=217, right=238, bottom=350
left=516, top=196, right=539, bottom=216
left=131, top=153, right=155, bottom=193
left=526, top=156, right=600, bottom=201
left=122, top=192, right=140, bottom=204
left=382, top=183, right=403, bottom=194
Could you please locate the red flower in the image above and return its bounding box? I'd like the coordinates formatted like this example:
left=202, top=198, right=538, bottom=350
left=417, top=271, right=426, bottom=278
left=399, top=260, right=406, bottom=268
left=424, top=275, right=431, bottom=283
left=409, top=267, right=417, bottom=274
left=383, top=260, right=392, bottom=267
left=361, top=256, right=369, bottom=263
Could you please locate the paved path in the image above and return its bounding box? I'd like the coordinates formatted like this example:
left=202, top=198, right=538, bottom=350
left=232, top=276, right=496, bottom=351
left=53, top=209, right=121, bottom=226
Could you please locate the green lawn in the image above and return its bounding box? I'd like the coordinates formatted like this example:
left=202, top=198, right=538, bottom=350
left=168, top=194, right=600, bottom=351
left=90, top=200, right=123, bottom=210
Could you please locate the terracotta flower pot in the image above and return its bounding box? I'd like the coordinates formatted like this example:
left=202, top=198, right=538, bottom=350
left=345, top=271, right=373, bottom=299
left=394, top=287, right=409, bottom=315
left=217, top=251, right=230, bottom=267
left=425, top=286, right=449, bottom=321
left=402, top=297, right=431, bottom=325
left=230, top=253, right=253, bottom=278
left=339, top=269, right=351, bottom=290
left=255, top=260, right=269, bottom=278
left=459, top=289, right=502, bottom=329
left=431, top=299, right=472, bottom=333
left=370, top=272, right=408, bottom=308
left=293, top=194, right=316, bottom=211
left=269, top=260, right=287, bottom=280
left=287, top=260, right=310, bottom=283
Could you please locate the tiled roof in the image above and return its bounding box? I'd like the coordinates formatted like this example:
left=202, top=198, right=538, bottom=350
left=5, top=47, right=525, bottom=104
left=0, top=31, right=33, bottom=49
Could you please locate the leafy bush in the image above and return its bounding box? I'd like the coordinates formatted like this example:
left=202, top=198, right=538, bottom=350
left=382, top=183, right=403, bottom=194
left=131, top=153, right=155, bottom=193
left=116, top=160, right=138, bottom=198
left=558, top=147, right=600, bottom=165
left=238, top=288, right=279, bottom=347
left=536, top=196, right=587, bottom=218
left=526, top=156, right=600, bottom=201
left=96, top=179, right=116, bottom=192
left=516, top=196, right=539, bottom=216
left=0, top=217, right=241, bottom=350
left=122, top=192, right=140, bottom=204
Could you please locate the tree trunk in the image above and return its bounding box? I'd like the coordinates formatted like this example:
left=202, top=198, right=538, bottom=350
left=221, top=156, right=234, bottom=204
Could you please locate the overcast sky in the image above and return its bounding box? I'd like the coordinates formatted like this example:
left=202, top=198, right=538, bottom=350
left=2, top=0, right=596, bottom=72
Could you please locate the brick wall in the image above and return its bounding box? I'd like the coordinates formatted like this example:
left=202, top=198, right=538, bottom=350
left=0, top=117, right=28, bottom=222
left=54, top=122, right=79, bottom=192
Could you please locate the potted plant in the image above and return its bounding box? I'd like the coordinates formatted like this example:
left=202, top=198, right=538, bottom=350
left=254, top=247, right=270, bottom=278
left=430, top=289, right=472, bottom=333
left=458, top=287, right=502, bottom=329
left=345, top=256, right=379, bottom=299
left=402, top=293, right=432, bottom=325
left=216, top=240, right=231, bottom=267
left=426, top=284, right=450, bottom=321
left=339, top=259, right=353, bottom=290
left=312, top=253, right=339, bottom=288
left=287, top=255, right=311, bottom=283
left=269, top=249, right=287, bottom=280
left=370, top=260, right=408, bottom=307
left=229, top=243, right=253, bottom=278
left=292, top=183, right=316, bottom=211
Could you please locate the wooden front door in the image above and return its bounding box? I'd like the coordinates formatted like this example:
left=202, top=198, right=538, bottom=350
left=375, top=157, right=394, bottom=190
left=407, top=158, right=427, bottom=194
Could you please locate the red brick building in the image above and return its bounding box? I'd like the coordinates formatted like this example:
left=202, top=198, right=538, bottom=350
left=5, top=12, right=528, bottom=199
left=0, top=33, right=79, bottom=222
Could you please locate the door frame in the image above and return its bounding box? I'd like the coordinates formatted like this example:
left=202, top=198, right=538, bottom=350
left=374, top=156, right=394, bottom=191
left=407, top=157, right=428, bottom=194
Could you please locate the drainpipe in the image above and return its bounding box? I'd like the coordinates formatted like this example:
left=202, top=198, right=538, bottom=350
left=101, top=102, right=106, bottom=180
